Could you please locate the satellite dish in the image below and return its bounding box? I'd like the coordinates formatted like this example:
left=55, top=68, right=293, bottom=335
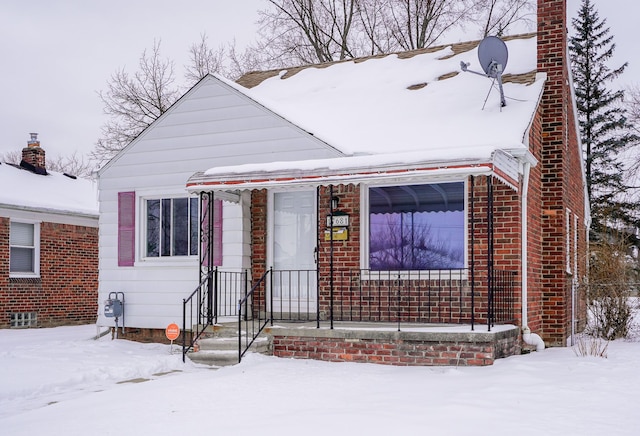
left=460, top=36, right=509, bottom=107
left=478, top=36, right=508, bottom=78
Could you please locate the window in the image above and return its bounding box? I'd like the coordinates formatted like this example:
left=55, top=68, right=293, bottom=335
left=10, top=221, right=39, bottom=276
left=146, top=197, right=199, bottom=257
left=11, top=312, right=38, bottom=328
left=368, top=182, right=465, bottom=270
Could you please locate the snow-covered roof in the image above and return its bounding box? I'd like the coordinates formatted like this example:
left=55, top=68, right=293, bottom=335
left=188, top=34, right=544, bottom=190
left=0, top=162, right=98, bottom=217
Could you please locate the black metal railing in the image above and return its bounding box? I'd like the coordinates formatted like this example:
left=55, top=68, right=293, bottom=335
left=270, top=269, right=318, bottom=322
left=331, top=269, right=472, bottom=326
left=182, top=268, right=247, bottom=362
left=264, top=267, right=516, bottom=330
left=238, top=268, right=272, bottom=362
left=488, top=269, right=517, bottom=327
left=182, top=271, right=212, bottom=362
left=184, top=266, right=517, bottom=362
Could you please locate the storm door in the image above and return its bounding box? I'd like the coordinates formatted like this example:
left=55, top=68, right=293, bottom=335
left=270, top=190, right=318, bottom=316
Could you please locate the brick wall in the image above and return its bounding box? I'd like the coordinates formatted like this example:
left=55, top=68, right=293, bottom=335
left=0, top=217, right=98, bottom=328
left=468, top=176, right=523, bottom=326
left=251, top=189, right=268, bottom=307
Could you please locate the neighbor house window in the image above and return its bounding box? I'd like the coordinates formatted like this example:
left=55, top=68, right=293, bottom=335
left=9, top=221, right=40, bottom=276
left=368, top=182, right=465, bottom=270
left=10, top=312, right=38, bottom=328
left=146, top=197, right=199, bottom=257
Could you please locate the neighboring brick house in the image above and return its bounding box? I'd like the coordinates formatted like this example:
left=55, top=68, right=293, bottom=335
left=98, top=0, right=587, bottom=363
left=0, top=134, right=99, bottom=328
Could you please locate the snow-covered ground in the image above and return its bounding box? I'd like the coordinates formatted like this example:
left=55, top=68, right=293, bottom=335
left=1, top=324, right=639, bottom=436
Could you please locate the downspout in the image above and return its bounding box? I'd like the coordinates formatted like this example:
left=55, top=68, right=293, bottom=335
left=521, top=160, right=545, bottom=352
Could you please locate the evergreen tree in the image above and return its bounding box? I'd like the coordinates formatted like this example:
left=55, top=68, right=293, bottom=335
left=569, top=0, right=639, bottom=239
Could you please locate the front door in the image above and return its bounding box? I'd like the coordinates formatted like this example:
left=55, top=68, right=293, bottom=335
left=270, top=190, right=317, bottom=316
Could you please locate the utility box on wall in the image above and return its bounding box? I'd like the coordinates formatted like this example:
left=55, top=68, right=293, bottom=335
left=104, top=291, right=125, bottom=338
left=104, top=298, right=123, bottom=318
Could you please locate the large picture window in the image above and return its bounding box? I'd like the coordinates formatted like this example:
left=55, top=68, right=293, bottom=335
left=10, top=221, right=39, bottom=275
left=146, top=197, right=199, bottom=257
left=368, top=182, right=465, bottom=270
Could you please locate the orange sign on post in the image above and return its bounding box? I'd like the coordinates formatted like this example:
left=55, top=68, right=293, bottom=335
left=165, top=323, right=180, bottom=341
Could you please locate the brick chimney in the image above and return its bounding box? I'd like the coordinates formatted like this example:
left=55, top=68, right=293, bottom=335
left=536, top=0, right=579, bottom=346
left=537, top=0, right=568, bottom=112
left=21, top=132, right=46, bottom=171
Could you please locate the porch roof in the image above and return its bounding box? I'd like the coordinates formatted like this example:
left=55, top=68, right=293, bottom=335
left=187, top=34, right=543, bottom=193
left=187, top=148, right=531, bottom=194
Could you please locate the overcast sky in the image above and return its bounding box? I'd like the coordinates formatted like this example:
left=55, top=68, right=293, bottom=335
left=0, top=0, right=637, bottom=161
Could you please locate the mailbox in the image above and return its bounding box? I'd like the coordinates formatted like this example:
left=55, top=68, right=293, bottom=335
left=104, top=298, right=123, bottom=318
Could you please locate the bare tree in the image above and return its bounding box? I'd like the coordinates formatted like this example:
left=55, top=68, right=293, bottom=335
left=252, top=0, right=524, bottom=67
left=226, top=40, right=270, bottom=79
left=381, top=0, right=477, bottom=51
left=0, top=150, right=21, bottom=165
left=93, top=40, right=180, bottom=164
left=474, top=0, right=535, bottom=37
left=256, top=0, right=359, bottom=65
left=356, top=0, right=397, bottom=55
left=184, top=33, right=226, bottom=83
left=626, top=84, right=640, bottom=133
left=1, top=150, right=94, bottom=179
left=47, top=152, right=95, bottom=179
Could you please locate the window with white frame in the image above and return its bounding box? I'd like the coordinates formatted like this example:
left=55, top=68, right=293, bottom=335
left=145, top=197, right=199, bottom=257
left=9, top=221, right=40, bottom=276
left=367, top=182, right=465, bottom=270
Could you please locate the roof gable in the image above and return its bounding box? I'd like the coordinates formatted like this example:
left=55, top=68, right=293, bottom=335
left=98, top=74, right=345, bottom=177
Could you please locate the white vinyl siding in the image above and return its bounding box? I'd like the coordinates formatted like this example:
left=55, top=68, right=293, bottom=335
left=97, top=76, right=342, bottom=329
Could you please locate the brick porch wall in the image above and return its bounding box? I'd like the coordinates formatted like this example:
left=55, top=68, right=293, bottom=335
left=269, top=327, right=520, bottom=366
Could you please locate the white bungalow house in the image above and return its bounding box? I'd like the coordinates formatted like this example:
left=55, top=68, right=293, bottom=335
left=98, top=0, right=588, bottom=364
left=96, top=71, right=344, bottom=341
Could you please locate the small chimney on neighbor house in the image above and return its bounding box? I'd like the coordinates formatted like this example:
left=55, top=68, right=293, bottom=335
left=21, top=132, right=47, bottom=172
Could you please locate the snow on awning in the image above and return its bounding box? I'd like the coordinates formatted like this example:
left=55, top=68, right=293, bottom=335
left=186, top=147, right=530, bottom=195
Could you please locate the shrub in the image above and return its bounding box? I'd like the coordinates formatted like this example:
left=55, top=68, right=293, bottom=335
left=572, top=334, right=608, bottom=358
left=583, top=236, right=639, bottom=340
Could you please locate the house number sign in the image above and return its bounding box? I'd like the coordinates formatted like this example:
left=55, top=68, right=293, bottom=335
left=327, top=214, right=349, bottom=227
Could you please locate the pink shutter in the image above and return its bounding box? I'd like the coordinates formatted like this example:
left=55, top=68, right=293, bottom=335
left=213, top=199, right=223, bottom=266
left=118, top=191, right=135, bottom=267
